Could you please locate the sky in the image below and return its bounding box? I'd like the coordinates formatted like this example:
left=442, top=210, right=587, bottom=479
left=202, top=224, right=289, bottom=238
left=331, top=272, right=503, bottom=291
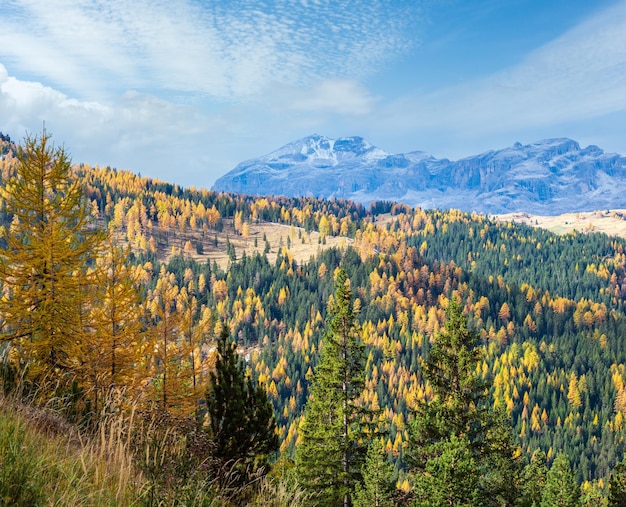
left=0, top=0, right=625, bottom=188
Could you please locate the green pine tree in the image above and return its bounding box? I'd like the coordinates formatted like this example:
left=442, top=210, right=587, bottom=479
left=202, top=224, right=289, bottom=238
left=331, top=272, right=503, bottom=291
left=413, top=434, right=481, bottom=507
left=296, top=268, right=367, bottom=507
left=205, top=325, right=278, bottom=482
left=483, top=407, right=522, bottom=506
left=519, top=449, right=548, bottom=507
left=408, top=298, right=520, bottom=506
left=353, top=438, right=395, bottom=507
left=540, top=453, right=579, bottom=507
left=580, top=482, right=607, bottom=507
left=608, top=459, right=626, bottom=507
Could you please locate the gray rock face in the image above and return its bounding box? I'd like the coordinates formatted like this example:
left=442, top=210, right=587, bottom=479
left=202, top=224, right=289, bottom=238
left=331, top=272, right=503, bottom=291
left=212, top=135, right=626, bottom=214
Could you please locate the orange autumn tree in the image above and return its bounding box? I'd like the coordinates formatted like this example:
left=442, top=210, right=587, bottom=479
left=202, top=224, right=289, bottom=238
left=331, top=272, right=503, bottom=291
left=177, top=285, right=214, bottom=419
left=79, top=238, right=146, bottom=413
left=143, top=267, right=199, bottom=416
left=0, top=131, right=104, bottom=392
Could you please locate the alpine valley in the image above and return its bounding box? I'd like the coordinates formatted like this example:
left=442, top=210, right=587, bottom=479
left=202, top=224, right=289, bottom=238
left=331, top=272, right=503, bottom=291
left=2, top=131, right=626, bottom=506
left=213, top=135, right=626, bottom=214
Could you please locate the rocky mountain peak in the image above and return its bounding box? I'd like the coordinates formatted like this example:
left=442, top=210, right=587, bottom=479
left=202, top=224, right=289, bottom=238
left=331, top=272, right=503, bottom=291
left=213, top=136, right=626, bottom=214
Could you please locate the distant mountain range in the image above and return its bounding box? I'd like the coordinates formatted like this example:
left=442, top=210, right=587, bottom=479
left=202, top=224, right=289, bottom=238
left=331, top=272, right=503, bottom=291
left=212, top=135, right=626, bottom=214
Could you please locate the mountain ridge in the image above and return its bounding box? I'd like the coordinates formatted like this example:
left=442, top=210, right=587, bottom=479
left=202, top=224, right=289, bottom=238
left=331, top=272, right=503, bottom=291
left=213, top=135, right=626, bottom=214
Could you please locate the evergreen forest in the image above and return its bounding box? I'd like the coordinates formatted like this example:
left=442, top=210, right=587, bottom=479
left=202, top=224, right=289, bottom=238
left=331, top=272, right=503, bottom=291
left=1, top=132, right=626, bottom=505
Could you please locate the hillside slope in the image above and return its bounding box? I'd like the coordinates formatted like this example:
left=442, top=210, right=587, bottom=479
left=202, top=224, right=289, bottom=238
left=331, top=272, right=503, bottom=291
left=2, top=133, right=626, bottom=488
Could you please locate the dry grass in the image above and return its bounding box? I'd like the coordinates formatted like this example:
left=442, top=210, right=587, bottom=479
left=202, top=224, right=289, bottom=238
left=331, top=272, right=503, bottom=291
left=151, top=218, right=350, bottom=270
left=0, top=393, right=145, bottom=505
left=0, top=390, right=305, bottom=506
left=494, top=209, right=626, bottom=238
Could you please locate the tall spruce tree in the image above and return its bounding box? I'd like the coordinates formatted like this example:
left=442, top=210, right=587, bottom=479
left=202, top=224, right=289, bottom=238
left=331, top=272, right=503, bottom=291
left=408, top=298, right=520, bottom=506
left=519, top=449, right=548, bottom=507
left=205, top=325, right=278, bottom=481
left=353, top=438, right=396, bottom=507
left=296, top=268, right=367, bottom=507
left=0, top=131, right=104, bottom=391
left=540, top=453, right=579, bottom=507
left=607, top=458, right=626, bottom=507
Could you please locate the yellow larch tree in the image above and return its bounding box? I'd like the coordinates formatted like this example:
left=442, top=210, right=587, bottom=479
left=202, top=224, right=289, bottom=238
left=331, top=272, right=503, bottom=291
left=0, top=132, right=105, bottom=390
left=79, top=238, right=146, bottom=413
left=177, top=286, right=214, bottom=418
left=143, top=268, right=198, bottom=416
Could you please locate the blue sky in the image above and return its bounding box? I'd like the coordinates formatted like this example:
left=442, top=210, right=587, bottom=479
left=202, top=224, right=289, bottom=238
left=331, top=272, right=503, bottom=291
left=0, top=0, right=625, bottom=188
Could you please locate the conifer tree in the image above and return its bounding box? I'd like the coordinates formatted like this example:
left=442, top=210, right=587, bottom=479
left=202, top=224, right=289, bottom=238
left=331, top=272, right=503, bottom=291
left=540, top=453, right=579, bottom=507
left=579, top=482, right=607, bottom=507
left=519, top=449, right=548, bottom=507
left=205, top=325, right=278, bottom=480
left=177, top=286, right=213, bottom=420
left=353, top=438, right=395, bottom=507
left=296, top=268, right=367, bottom=507
left=0, top=131, right=104, bottom=390
left=144, top=268, right=189, bottom=414
left=79, top=238, right=145, bottom=413
left=408, top=298, right=520, bottom=506
left=608, top=458, right=626, bottom=507
left=413, top=434, right=481, bottom=507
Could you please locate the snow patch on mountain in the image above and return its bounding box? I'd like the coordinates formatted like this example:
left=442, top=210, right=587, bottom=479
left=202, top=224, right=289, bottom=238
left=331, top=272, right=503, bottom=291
left=212, top=135, right=626, bottom=214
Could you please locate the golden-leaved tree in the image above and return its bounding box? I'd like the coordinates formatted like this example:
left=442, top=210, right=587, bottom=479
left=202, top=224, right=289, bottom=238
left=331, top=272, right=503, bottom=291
left=143, top=267, right=201, bottom=416
left=177, top=285, right=214, bottom=419
left=0, top=132, right=104, bottom=390
left=79, top=238, right=145, bottom=413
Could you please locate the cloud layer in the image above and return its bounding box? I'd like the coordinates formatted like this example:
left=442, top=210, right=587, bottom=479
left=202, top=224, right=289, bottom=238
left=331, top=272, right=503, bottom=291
left=1, top=1, right=625, bottom=186
left=0, top=0, right=416, bottom=99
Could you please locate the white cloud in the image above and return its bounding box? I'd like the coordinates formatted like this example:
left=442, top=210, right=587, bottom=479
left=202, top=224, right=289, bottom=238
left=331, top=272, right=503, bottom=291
left=0, top=0, right=417, bottom=100
left=0, top=69, right=217, bottom=180
left=0, top=1, right=421, bottom=186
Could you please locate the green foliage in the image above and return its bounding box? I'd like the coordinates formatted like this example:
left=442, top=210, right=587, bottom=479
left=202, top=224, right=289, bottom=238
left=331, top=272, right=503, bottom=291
left=541, top=453, right=580, bottom=507
left=408, top=299, right=520, bottom=506
left=205, top=326, right=278, bottom=482
left=608, top=459, right=626, bottom=507
left=296, top=268, right=368, bottom=506
left=411, top=298, right=490, bottom=452
left=413, top=434, right=481, bottom=507
left=415, top=213, right=625, bottom=306
left=482, top=407, right=523, bottom=505
left=353, top=438, right=396, bottom=507
left=518, top=449, right=548, bottom=507
left=0, top=412, right=45, bottom=506
left=580, top=482, right=607, bottom=507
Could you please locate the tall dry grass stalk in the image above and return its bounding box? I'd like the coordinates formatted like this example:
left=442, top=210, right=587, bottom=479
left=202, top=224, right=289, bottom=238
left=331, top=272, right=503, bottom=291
left=0, top=385, right=149, bottom=504
left=250, top=474, right=312, bottom=507
left=77, top=402, right=146, bottom=503
left=1, top=385, right=299, bottom=506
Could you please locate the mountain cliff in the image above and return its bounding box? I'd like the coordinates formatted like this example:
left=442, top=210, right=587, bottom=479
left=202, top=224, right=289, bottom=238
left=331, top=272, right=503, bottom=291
left=212, top=135, right=626, bottom=214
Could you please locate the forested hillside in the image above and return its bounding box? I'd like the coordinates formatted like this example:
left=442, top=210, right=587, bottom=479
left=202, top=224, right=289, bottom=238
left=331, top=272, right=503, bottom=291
left=1, top=133, right=626, bottom=505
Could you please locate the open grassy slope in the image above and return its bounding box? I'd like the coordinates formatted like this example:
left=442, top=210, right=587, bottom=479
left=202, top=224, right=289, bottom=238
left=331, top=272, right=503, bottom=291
left=496, top=209, right=626, bottom=238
